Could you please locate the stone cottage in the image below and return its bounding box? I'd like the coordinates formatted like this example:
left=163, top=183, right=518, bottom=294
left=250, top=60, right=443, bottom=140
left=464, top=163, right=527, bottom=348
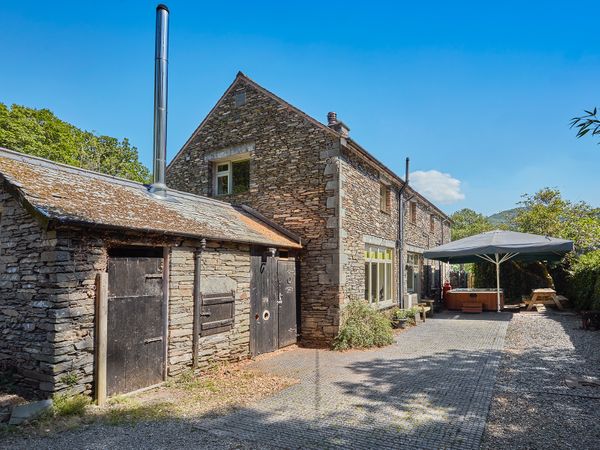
left=0, top=148, right=301, bottom=399
left=167, top=72, right=451, bottom=345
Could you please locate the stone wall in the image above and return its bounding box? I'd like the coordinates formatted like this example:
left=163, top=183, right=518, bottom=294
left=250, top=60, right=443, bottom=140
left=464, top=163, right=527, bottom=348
left=0, top=187, right=106, bottom=398
left=340, top=148, right=400, bottom=310
left=401, top=191, right=452, bottom=301
left=168, top=241, right=252, bottom=375
left=166, top=74, right=341, bottom=345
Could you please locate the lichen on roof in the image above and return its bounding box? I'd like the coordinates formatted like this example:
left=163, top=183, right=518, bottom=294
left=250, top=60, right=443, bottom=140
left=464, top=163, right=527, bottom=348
left=0, top=148, right=301, bottom=249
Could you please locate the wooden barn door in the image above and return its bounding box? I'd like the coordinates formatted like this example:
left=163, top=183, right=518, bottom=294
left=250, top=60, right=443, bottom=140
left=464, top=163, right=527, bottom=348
left=106, top=249, right=164, bottom=396
left=250, top=252, right=297, bottom=356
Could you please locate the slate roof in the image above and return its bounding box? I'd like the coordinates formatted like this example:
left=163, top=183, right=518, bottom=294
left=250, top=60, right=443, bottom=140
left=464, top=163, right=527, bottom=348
left=0, top=148, right=301, bottom=248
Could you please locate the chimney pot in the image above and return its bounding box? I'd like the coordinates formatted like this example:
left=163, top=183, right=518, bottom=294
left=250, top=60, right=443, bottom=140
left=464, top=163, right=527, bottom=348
left=327, top=112, right=337, bottom=126
left=327, top=112, right=350, bottom=137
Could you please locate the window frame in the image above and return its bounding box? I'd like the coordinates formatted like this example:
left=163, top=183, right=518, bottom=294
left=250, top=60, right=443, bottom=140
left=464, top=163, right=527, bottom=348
left=212, top=158, right=250, bottom=196
left=364, top=245, right=394, bottom=305
left=406, top=252, right=420, bottom=293
left=380, top=184, right=391, bottom=214
left=430, top=214, right=435, bottom=233
left=409, top=201, right=417, bottom=224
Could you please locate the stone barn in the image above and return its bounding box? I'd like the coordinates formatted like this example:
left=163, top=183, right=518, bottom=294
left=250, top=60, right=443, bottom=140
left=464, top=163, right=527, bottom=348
left=0, top=148, right=301, bottom=400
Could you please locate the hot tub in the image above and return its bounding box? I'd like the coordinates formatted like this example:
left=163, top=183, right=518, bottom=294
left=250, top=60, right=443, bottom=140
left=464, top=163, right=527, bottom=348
left=445, top=288, right=504, bottom=311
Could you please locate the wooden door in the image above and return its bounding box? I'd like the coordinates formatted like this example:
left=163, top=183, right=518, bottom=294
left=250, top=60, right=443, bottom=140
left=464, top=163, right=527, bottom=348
left=250, top=252, right=297, bottom=356
left=250, top=254, right=279, bottom=356
left=107, top=253, right=164, bottom=396
left=277, top=259, right=297, bottom=348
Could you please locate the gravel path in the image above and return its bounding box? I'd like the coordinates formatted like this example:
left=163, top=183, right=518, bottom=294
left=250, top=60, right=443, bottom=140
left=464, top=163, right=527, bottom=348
left=481, top=311, right=600, bottom=449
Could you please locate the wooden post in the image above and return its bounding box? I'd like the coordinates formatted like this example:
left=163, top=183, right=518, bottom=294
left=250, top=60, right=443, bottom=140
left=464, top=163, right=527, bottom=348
left=95, top=272, right=108, bottom=405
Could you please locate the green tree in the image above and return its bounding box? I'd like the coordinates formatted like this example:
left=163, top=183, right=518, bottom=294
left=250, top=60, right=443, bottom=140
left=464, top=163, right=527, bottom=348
left=449, top=208, right=495, bottom=241
left=0, top=103, right=150, bottom=183
left=513, top=188, right=600, bottom=254
left=571, top=107, right=600, bottom=144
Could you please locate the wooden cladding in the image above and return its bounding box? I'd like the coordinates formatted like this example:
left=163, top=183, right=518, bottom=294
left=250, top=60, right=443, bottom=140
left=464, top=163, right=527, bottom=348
left=199, top=291, right=235, bottom=336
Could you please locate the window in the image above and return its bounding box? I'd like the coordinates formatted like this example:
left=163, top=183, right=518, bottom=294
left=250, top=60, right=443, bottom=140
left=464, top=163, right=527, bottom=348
left=406, top=252, right=419, bottom=293
left=430, top=215, right=435, bottom=233
left=380, top=184, right=390, bottom=213
left=214, top=159, right=250, bottom=196
left=409, top=202, right=417, bottom=224
left=364, top=245, right=394, bottom=304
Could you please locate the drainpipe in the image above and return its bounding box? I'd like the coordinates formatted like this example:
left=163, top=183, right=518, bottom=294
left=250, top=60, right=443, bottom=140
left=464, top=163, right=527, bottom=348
left=192, top=238, right=206, bottom=369
left=398, top=157, right=409, bottom=308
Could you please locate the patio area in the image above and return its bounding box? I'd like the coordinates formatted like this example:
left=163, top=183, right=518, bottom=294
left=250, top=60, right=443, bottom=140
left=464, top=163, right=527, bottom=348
left=7, top=310, right=596, bottom=449
left=194, top=312, right=512, bottom=449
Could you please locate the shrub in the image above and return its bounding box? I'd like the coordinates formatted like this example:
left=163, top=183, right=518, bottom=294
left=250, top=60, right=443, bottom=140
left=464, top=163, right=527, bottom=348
left=333, top=299, right=394, bottom=351
left=569, top=250, right=600, bottom=310
left=52, top=394, right=91, bottom=417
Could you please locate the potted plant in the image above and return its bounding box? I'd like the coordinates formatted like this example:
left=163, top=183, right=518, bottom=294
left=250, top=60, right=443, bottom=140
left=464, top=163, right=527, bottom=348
left=392, top=308, right=410, bottom=329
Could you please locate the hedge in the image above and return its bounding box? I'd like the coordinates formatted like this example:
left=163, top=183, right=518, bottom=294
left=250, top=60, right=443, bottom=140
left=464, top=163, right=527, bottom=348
left=569, top=250, right=600, bottom=311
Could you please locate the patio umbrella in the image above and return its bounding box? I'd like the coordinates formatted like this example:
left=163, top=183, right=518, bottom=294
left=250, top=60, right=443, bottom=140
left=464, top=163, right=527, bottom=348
left=423, top=230, right=574, bottom=312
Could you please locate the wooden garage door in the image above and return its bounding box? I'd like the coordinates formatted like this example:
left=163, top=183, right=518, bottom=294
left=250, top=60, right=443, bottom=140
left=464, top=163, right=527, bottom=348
left=107, top=250, right=164, bottom=396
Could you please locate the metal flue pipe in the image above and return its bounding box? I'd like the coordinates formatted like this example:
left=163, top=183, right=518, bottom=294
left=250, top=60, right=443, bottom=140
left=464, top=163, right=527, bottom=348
left=149, top=4, right=169, bottom=197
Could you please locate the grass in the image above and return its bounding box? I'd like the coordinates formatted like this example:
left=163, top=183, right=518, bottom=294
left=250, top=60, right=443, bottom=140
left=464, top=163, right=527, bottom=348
left=53, top=394, right=90, bottom=417
left=1, top=363, right=297, bottom=438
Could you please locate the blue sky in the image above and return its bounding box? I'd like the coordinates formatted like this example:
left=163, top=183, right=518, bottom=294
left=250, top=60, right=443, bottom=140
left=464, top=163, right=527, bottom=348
left=2, top=1, right=599, bottom=215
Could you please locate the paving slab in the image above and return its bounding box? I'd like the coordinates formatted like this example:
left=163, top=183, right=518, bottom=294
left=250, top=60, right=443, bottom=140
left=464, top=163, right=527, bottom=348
left=195, top=312, right=510, bottom=449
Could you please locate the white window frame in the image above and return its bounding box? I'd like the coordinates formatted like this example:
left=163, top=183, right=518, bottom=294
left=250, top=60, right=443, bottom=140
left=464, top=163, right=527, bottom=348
left=364, top=245, right=394, bottom=305
left=213, top=157, right=250, bottom=196
left=406, top=252, right=419, bottom=293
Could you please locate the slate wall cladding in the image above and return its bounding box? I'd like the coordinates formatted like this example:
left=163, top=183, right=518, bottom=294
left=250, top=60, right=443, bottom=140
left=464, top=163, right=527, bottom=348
left=0, top=187, right=107, bottom=397
left=167, top=241, right=252, bottom=376
left=340, top=149, right=400, bottom=307
left=167, top=76, right=342, bottom=344
left=0, top=189, right=60, bottom=396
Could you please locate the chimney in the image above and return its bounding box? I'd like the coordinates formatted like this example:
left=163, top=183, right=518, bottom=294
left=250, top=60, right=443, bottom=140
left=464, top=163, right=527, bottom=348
left=149, top=4, right=169, bottom=198
left=326, top=111, right=350, bottom=137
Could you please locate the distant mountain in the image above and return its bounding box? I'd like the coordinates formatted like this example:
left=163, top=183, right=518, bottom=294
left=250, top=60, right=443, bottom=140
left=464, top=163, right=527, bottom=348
left=487, top=207, right=523, bottom=226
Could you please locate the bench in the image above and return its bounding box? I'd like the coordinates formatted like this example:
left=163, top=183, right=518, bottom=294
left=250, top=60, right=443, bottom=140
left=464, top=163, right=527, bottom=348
left=461, top=302, right=483, bottom=313
left=416, top=303, right=432, bottom=322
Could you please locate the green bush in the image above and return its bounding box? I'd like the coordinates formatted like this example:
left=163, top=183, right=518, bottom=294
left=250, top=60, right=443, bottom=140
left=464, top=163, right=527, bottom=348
left=52, top=393, right=91, bottom=417
left=569, top=250, right=600, bottom=310
left=333, top=299, right=394, bottom=351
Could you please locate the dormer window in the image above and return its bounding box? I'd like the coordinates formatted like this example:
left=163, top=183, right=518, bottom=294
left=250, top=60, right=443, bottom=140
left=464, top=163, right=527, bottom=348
left=214, top=159, right=250, bottom=196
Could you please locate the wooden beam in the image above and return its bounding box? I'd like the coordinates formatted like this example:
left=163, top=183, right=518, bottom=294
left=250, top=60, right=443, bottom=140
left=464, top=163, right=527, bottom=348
left=95, top=272, right=108, bottom=405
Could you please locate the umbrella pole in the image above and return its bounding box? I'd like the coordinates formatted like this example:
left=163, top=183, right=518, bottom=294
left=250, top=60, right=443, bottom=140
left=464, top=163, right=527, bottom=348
left=495, top=253, right=501, bottom=312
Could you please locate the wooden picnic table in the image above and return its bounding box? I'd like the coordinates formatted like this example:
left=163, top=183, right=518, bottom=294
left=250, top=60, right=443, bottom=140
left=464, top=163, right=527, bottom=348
left=525, top=288, right=563, bottom=311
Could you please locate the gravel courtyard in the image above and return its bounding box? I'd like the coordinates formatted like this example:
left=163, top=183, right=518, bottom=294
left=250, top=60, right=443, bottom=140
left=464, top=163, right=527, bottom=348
left=4, top=312, right=510, bottom=449
left=482, top=311, right=600, bottom=449
left=6, top=311, right=597, bottom=449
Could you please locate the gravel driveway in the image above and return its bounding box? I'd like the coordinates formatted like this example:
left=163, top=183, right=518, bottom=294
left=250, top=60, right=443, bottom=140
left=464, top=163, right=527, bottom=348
left=481, top=311, right=600, bottom=449
left=4, top=312, right=510, bottom=450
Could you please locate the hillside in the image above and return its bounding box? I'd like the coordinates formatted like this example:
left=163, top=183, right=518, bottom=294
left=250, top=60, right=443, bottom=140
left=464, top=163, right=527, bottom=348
left=487, top=207, right=523, bottom=226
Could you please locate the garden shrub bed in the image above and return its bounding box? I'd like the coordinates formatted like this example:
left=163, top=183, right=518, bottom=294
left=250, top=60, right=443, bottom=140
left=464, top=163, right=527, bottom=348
left=333, top=300, right=394, bottom=350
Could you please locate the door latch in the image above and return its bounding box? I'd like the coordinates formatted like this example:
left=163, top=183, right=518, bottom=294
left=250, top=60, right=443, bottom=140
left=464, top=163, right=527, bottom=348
left=143, top=336, right=163, bottom=344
